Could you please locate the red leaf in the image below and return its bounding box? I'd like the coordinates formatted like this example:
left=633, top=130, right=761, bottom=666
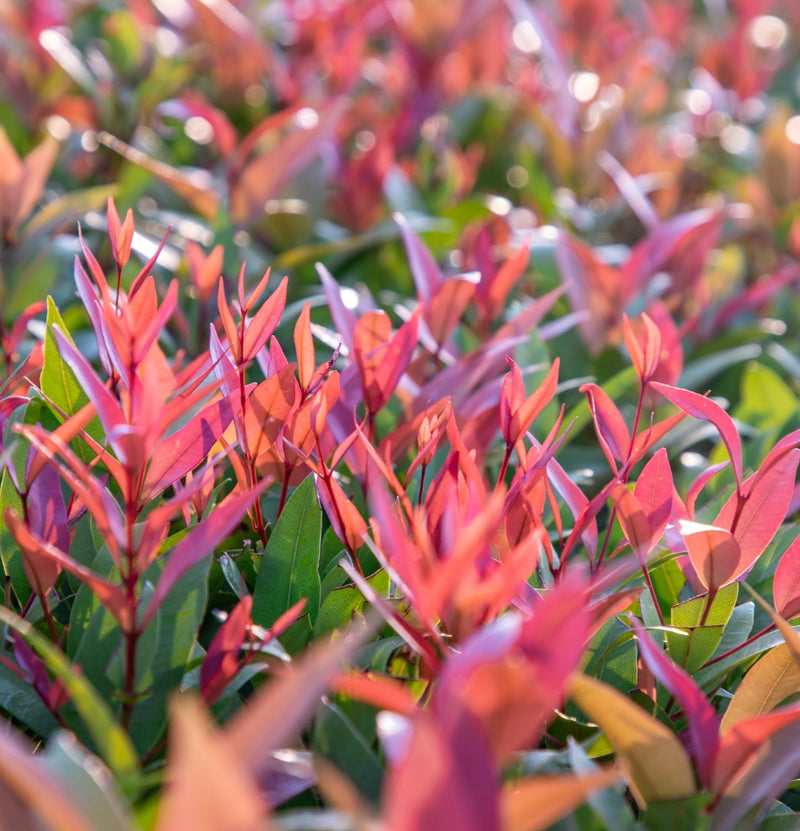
left=715, top=449, right=800, bottom=572
left=353, top=309, right=419, bottom=414
left=774, top=535, right=800, bottom=620
left=714, top=704, right=800, bottom=797
left=437, top=571, right=592, bottom=763
left=623, top=312, right=662, bottom=382
left=426, top=275, right=478, bottom=348
left=200, top=596, right=253, bottom=704
left=580, top=383, right=631, bottom=466
left=144, top=394, right=240, bottom=499
left=384, top=707, right=500, bottom=831
left=106, top=197, right=134, bottom=269
left=613, top=485, right=653, bottom=564
left=484, top=241, right=529, bottom=322
left=501, top=359, right=560, bottom=448
left=679, top=519, right=742, bottom=591
left=242, top=275, right=288, bottom=363
left=315, top=475, right=367, bottom=554
left=4, top=509, right=131, bottom=630
left=630, top=618, right=719, bottom=788
left=651, top=383, right=742, bottom=487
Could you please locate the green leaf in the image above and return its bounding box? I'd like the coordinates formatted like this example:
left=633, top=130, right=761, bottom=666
left=639, top=794, right=712, bottom=831
left=42, top=296, right=89, bottom=419
left=667, top=583, right=738, bottom=671
left=128, top=555, right=211, bottom=755
left=313, top=568, right=389, bottom=638
left=0, top=467, right=29, bottom=605
left=252, top=477, right=322, bottom=653
left=581, top=618, right=637, bottom=694
left=312, top=697, right=383, bottom=803
left=0, top=658, right=60, bottom=738
left=734, top=362, right=798, bottom=434
left=44, top=732, right=133, bottom=831
left=566, top=738, right=640, bottom=831
left=0, top=605, right=139, bottom=792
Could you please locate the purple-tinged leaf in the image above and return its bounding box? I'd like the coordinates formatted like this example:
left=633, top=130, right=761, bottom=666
left=4, top=509, right=131, bottom=631
left=52, top=327, right=129, bottom=461
left=395, top=213, right=443, bottom=308
left=384, top=706, right=500, bottom=831
left=18, top=423, right=125, bottom=567
left=580, top=383, right=631, bottom=466
left=26, top=456, right=70, bottom=563
left=143, top=393, right=239, bottom=499
left=686, top=461, right=729, bottom=518
left=200, top=595, right=252, bottom=705
left=598, top=151, right=659, bottom=231
left=651, top=382, right=743, bottom=488
left=142, top=481, right=271, bottom=627
left=630, top=617, right=719, bottom=788
left=622, top=209, right=720, bottom=294
left=315, top=263, right=358, bottom=354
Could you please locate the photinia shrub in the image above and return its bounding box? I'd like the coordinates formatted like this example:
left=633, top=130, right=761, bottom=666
left=2, top=2, right=800, bottom=830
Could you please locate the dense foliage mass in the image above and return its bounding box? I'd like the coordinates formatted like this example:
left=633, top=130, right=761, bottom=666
left=3, top=1, right=800, bottom=829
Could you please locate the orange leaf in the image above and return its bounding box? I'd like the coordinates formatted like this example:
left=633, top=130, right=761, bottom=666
left=293, top=301, right=315, bottom=390
left=502, top=769, right=622, bottom=831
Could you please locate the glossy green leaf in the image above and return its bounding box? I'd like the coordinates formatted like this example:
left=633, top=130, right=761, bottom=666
left=129, top=556, right=211, bottom=755
left=667, top=583, right=738, bottom=671
left=252, top=476, right=321, bottom=653
left=312, top=697, right=384, bottom=803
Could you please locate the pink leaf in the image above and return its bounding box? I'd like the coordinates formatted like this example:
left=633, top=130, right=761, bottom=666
left=383, top=707, right=500, bottom=831
left=395, top=213, right=443, bottom=308
left=315, top=263, right=358, bottom=354
left=774, top=535, right=800, bottom=620
left=633, top=448, right=673, bottom=543
left=715, top=450, right=800, bottom=572
left=651, top=382, right=743, bottom=487
left=580, top=383, right=631, bottom=465
left=144, top=394, right=239, bottom=498
left=630, top=617, right=719, bottom=788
